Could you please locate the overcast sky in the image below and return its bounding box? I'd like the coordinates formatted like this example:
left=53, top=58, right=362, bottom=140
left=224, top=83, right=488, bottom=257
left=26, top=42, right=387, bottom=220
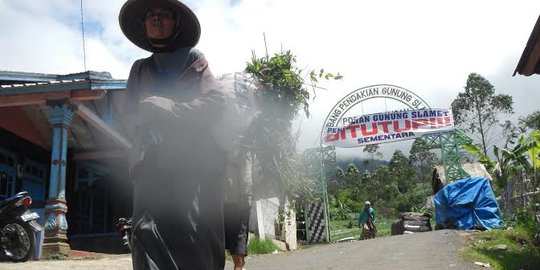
left=1, top=0, right=539, bottom=159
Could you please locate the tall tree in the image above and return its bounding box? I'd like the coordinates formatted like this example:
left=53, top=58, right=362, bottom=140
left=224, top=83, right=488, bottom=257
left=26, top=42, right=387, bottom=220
left=520, top=110, right=540, bottom=131
left=409, top=138, right=439, bottom=181
left=344, top=163, right=361, bottom=188
left=328, top=166, right=345, bottom=192
left=388, top=150, right=417, bottom=194
left=451, top=73, right=514, bottom=156
left=363, top=144, right=383, bottom=166
left=368, top=166, right=398, bottom=216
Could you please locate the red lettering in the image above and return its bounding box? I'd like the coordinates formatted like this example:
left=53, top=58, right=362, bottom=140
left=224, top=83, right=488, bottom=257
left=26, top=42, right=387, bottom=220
left=360, top=123, right=378, bottom=136
left=444, top=116, right=452, bottom=126
left=412, top=118, right=429, bottom=130
left=346, top=125, right=360, bottom=138
left=378, top=121, right=392, bottom=133
left=324, top=133, right=339, bottom=142
left=431, top=117, right=442, bottom=128
left=394, top=120, right=411, bottom=132
left=340, top=128, right=347, bottom=140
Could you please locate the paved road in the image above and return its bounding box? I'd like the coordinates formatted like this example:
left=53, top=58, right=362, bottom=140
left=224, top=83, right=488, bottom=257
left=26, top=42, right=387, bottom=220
left=245, top=230, right=479, bottom=270
left=0, top=230, right=479, bottom=270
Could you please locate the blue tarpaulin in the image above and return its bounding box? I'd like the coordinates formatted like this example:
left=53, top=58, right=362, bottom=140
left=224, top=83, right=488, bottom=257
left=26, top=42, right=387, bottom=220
left=434, top=177, right=502, bottom=230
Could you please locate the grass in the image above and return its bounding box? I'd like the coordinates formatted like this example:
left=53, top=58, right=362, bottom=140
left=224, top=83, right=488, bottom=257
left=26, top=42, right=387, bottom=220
left=225, top=236, right=280, bottom=261
left=330, top=216, right=393, bottom=241
left=461, top=227, right=540, bottom=270
left=331, top=228, right=360, bottom=240
left=41, top=252, right=69, bottom=260
left=247, top=236, right=280, bottom=254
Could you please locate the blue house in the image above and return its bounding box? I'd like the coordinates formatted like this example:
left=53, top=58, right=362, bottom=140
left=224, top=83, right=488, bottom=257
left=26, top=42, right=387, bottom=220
left=0, top=70, right=132, bottom=255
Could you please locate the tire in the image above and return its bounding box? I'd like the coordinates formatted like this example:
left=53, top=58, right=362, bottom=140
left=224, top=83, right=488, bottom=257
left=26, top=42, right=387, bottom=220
left=403, top=224, right=431, bottom=232
left=1, top=220, right=35, bottom=262
left=403, top=220, right=429, bottom=227
left=401, top=213, right=430, bottom=221
left=391, top=220, right=404, bottom=235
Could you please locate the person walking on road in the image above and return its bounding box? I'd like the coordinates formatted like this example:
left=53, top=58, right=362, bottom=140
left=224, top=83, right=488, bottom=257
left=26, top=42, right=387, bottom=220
left=358, top=201, right=377, bottom=239
left=116, top=0, right=234, bottom=269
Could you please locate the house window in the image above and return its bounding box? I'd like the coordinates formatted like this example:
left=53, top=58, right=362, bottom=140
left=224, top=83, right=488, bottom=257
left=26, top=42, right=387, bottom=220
left=22, top=159, right=47, bottom=201
left=0, top=172, right=15, bottom=201
left=0, top=149, right=16, bottom=201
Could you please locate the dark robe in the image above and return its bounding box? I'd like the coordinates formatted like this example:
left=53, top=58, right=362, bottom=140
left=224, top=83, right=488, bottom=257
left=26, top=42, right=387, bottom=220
left=115, top=48, right=228, bottom=270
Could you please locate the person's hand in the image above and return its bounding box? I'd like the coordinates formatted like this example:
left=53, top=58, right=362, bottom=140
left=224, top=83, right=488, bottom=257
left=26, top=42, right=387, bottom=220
left=138, top=96, right=179, bottom=123
left=140, top=96, right=175, bottom=112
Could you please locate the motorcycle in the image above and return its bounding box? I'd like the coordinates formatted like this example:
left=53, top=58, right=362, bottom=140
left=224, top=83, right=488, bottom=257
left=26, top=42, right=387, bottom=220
left=0, top=191, right=42, bottom=262
left=116, top=217, right=132, bottom=252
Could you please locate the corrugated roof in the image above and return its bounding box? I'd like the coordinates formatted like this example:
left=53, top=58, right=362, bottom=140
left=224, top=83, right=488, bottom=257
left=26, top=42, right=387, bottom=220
left=433, top=163, right=493, bottom=183
left=0, top=70, right=129, bottom=151
left=0, top=70, right=58, bottom=83
left=0, top=70, right=124, bottom=94
left=0, top=70, right=115, bottom=83
left=0, top=78, right=126, bottom=96
left=514, top=15, right=540, bottom=76
left=0, top=79, right=85, bottom=88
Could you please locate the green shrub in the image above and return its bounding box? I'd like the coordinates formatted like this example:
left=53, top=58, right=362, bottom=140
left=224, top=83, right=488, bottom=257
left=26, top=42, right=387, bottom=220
left=462, top=227, right=540, bottom=270
left=329, top=205, right=352, bottom=221
left=505, top=211, right=538, bottom=238
left=463, top=210, right=540, bottom=270
left=248, top=237, right=279, bottom=254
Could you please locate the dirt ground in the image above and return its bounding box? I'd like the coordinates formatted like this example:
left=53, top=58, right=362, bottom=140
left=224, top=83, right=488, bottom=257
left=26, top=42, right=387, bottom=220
left=0, top=230, right=480, bottom=270
left=0, top=254, right=133, bottom=270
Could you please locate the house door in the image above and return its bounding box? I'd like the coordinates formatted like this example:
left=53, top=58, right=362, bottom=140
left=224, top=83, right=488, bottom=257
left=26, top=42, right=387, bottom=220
left=72, top=162, right=111, bottom=234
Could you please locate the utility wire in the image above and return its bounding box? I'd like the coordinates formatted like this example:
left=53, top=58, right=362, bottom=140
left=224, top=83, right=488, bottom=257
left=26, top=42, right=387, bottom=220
left=80, top=0, right=87, bottom=71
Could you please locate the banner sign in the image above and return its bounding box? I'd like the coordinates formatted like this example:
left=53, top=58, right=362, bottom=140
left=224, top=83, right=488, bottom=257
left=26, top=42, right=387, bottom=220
left=322, top=108, right=454, bottom=148
left=322, top=85, right=430, bottom=129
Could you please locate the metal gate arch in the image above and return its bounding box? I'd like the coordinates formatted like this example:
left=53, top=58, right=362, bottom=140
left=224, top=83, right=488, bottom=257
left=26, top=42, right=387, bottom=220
left=307, top=83, right=471, bottom=243
left=307, top=84, right=431, bottom=243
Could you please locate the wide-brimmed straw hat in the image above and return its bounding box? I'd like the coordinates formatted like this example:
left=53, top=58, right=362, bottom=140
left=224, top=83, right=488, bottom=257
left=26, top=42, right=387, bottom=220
left=119, top=0, right=200, bottom=52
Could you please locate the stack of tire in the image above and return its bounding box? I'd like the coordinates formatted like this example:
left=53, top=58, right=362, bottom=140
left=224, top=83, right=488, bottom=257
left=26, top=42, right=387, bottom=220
left=391, top=212, right=432, bottom=235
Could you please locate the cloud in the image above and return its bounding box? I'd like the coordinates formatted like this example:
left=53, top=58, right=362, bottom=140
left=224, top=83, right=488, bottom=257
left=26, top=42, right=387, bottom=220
left=2, top=0, right=539, bottom=158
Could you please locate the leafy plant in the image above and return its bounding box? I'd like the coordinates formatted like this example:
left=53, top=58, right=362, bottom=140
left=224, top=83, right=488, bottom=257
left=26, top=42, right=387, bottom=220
left=248, top=236, right=280, bottom=254
left=462, top=133, right=537, bottom=191
left=505, top=211, right=538, bottom=237
left=329, top=199, right=353, bottom=221
left=245, top=50, right=342, bottom=118
left=462, top=131, right=539, bottom=214
left=244, top=48, right=341, bottom=201
left=528, top=130, right=540, bottom=170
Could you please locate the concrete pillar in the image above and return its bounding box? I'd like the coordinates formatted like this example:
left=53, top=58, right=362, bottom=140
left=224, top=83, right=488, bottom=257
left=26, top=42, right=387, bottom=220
left=283, top=199, right=297, bottom=250
left=42, top=99, right=76, bottom=256
left=255, top=199, right=265, bottom=239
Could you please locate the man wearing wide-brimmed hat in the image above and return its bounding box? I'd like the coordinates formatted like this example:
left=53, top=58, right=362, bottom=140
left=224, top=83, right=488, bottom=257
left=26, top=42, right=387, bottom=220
left=116, top=0, right=242, bottom=269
